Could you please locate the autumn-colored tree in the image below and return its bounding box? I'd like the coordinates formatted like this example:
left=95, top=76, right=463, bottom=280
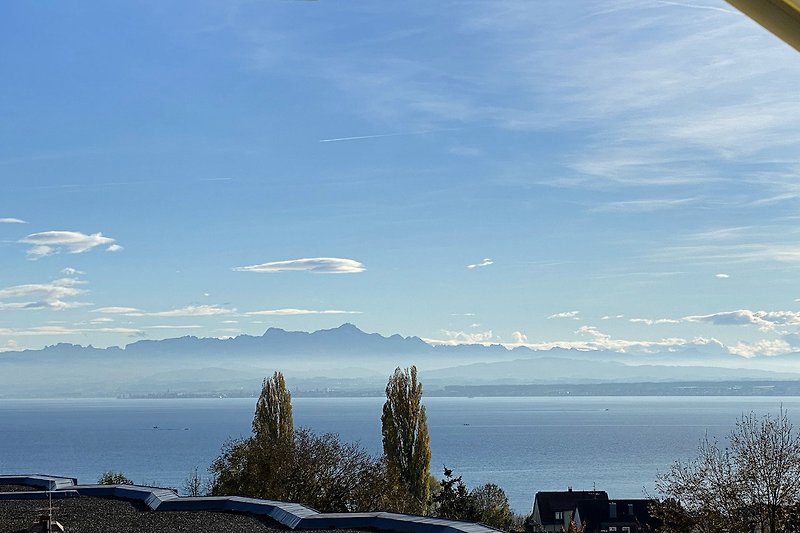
left=562, top=518, right=585, bottom=533
left=382, top=366, right=431, bottom=514
left=212, top=370, right=404, bottom=512
left=253, top=371, right=293, bottom=447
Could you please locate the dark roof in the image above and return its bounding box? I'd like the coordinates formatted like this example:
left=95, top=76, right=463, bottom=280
left=576, top=499, right=660, bottom=533
left=534, top=490, right=608, bottom=524
left=0, top=475, right=503, bottom=533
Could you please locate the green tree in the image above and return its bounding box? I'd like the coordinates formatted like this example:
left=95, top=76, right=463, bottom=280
left=471, top=482, right=514, bottom=530
left=211, top=372, right=294, bottom=501
left=212, top=370, right=403, bottom=513
left=381, top=365, right=431, bottom=514
left=432, top=466, right=480, bottom=522
left=97, top=471, right=133, bottom=485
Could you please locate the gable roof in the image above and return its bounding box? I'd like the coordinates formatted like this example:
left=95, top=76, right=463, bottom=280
left=534, top=490, right=608, bottom=524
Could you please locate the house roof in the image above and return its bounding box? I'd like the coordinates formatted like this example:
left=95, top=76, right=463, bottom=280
left=575, top=499, right=661, bottom=533
left=533, top=490, right=608, bottom=524
left=0, top=475, right=503, bottom=533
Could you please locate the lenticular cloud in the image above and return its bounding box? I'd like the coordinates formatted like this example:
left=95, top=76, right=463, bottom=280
left=233, top=257, right=365, bottom=274
left=20, top=231, right=121, bottom=259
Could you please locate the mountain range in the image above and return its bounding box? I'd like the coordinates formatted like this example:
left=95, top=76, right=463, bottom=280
left=1, top=324, right=799, bottom=397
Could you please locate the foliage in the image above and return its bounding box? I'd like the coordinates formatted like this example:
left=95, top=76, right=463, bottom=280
left=211, top=371, right=408, bottom=513
left=282, top=428, right=397, bottom=512
left=472, top=482, right=514, bottom=530
left=432, top=467, right=514, bottom=530
left=562, top=519, right=585, bottom=533
left=382, top=365, right=432, bottom=515
left=653, top=409, right=800, bottom=533
left=97, top=471, right=133, bottom=485
left=432, top=466, right=480, bottom=522
left=253, top=371, right=293, bottom=448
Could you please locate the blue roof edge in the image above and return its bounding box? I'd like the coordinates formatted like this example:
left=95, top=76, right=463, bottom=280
left=0, top=475, right=503, bottom=533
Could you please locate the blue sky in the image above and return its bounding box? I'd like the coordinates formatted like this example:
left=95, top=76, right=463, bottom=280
left=2, top=0, right=800, bottom=359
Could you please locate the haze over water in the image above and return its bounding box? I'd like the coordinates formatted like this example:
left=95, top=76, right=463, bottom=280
left=1, top=396, right=796, bottom=513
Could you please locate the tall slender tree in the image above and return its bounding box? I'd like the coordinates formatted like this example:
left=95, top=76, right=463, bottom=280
left=253, top=371, right=293, bottom=447
left=382, top=365, right=431, bottom=515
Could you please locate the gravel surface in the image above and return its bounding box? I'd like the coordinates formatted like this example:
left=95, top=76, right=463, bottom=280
left=0, top=497, right=366, bottom=533
left=0, top=487, right=43, bottom=493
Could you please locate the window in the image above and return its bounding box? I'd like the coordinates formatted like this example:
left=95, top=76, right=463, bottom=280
left=555, top=511, right=563, bottom=520
left=622, top=528, right=631, bottom=533
left=609, top=528, right=617, bottom=532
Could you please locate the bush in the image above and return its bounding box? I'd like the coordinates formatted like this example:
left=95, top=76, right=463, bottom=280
left=97, top=471, right=133, bottom=485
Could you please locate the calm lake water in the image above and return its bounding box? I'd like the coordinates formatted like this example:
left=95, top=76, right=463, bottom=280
left=0, top=396, right=797, bottom=513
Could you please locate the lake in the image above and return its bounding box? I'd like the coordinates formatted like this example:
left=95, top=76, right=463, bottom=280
left=0, top=396, right=796, bottom=513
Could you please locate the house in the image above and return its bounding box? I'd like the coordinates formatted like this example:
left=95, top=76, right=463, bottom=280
left=530, top=488, right=608, bottom=531
left=574, top=498, right=660, bottom=533
left=530, top=489, right=659, bottom=533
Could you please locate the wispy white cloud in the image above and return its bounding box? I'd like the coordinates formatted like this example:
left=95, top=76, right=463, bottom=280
left=467, top=258, right=494, bottom=269
left=92, top=306, right=142, bottom=314
left=0, top=276, right=89, bottom=310
left=426, top=329, right=495, bottom=345
left=728, top=339, right=794, bottom=358
left=91, top=304, right=235, bottom=317
left=654, top=243, right=800, bottom=265
left=246, top=308, right=362, bottom=316
left=19, top=231, right=121, bottom=259
left=233, top=257, right=365, bottom=274
left=715, top=273, right=730, bottom=279
left=425, top=323, right=729, bottom=355
left=591, top=197, right=698, bottom=212
left=547, top=310, right=580, bottom=320
left=629, top=317, right=681, bottom=326
left=511, top=331, right=528, bottom=344
left=653, top=1, right=737, bottom=14
left=0, top=218, right=27, bottom=224
left=145, top=325, right=204, bottom=330
left=143, top=305, right=236, bottom=317
left=683, top=309, right=800, bottom=331
left=0, top=325, right=142, bottom=337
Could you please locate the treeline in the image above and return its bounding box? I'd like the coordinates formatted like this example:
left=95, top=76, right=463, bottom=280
left=209, top=367, right=520, bottom=530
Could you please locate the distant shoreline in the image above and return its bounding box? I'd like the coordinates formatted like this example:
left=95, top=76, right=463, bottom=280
left=3, top=380, right=800, bottom=400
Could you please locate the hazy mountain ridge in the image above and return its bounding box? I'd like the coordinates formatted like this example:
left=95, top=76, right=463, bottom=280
left=1, top=324, right=798, bottom=397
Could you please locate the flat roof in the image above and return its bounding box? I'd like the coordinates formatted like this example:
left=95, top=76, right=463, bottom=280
left=0, top=475, right=503, bottom=533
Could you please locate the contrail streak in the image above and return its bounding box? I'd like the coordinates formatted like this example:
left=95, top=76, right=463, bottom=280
left=654, top=1, right=736, bottom=14
left=318, top=132, right=414, bottom=143
left=319, top=127, right=462, bottom=143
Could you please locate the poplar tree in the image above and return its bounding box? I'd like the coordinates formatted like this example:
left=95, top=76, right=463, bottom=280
left=253, top=371, right=293, bottom=447
left=381, top=365, right=431, bottom=515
